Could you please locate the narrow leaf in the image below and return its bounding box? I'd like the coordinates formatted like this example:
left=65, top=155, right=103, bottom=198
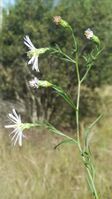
left=54, top=139, right=75, bottom=149
left=84, top=114, right=103, bottom=149
left=52, top=84, right=76, bottom=110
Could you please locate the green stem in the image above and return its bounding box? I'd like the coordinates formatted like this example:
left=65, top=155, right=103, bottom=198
left=70, top=28, right=77, bottom=51
left=59, top=50, right=76, bottom=64
left=23, top=122, right=77, bottom=145
left=80, top=64, right=92, bottom=83
left=86, top=167, right=99, bottom=199
left=75, top=52, right=82, bottom=152
left=52, top=84, right=76, bottom=110
left=75, top=49, right=99, bottom=199
left=52, top=47, right=76, bottom=64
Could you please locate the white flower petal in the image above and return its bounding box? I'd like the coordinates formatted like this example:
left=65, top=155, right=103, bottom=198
left=29, top=77, right=39, bottom=88
left=18, top=115, right=22, bottom=123
left=5, top=124, right=18, bottom=128
left=28, top=56, right=35, bottom=65
left=12, top=109, right=19, bottom=119
left=24, top=35, right=35, bottom=50
left=5, top=109, right=24, bottom=146
left=24, top=41, right=35, bottom=50
left=9, top=128, right=18, bottom=136
left=13, top=133, right=20, bottom=146
left=11, top=130, right=19, bottom=141
left=24, top=35, right=40, bottom=72
left=18, top=132, right=23, bottom=146
left=32, top=57, right=39, bottom=72
left=85, top=28, right=93, bottom=39
left=25, top=35, right=35, bottom=47
left=24, top=41, right=32, bottom=49
left=8, top=113, right=18, bottom=122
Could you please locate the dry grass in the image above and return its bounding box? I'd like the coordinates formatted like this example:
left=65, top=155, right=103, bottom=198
left=0, top=114, right=112, bottom=199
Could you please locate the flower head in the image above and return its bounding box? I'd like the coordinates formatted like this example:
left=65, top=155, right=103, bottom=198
left=24, top=35, right=49, bottom=72
left=5, top=109, right=24, bottom=146
left=29, top=77, right=40, bottom=88
left=84, top=28, right=94, bottom=39
left=53, top=16, right=71, bottom=29
left=84, top=28, right=100, bottom=45
left=53, top=16, right=62, bottom=25
left=24, top=35, right=39, bottom=72
left=29, top=77, right=52, bottom=88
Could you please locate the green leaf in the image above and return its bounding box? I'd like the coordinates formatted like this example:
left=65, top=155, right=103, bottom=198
left=44, top=122, right=78, bottom=145
left=25, top=121, right=77, bottom=145
left=54, top=139, right=75, bottom=149
left=84, top=114, right=103, bottom=150
left=52, top=84, right=76, bottom=110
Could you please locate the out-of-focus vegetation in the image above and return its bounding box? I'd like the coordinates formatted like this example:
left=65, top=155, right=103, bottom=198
left=0, top=113, right=112, bottom=199
left=0, top=0, right=112, bottom=127
left=0, top=85, right=112, bottom=199
left=0, top=1, right=112, bottom=198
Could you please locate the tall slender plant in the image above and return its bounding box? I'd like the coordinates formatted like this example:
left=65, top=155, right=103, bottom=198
left=5, top=16, right=103, bottom=199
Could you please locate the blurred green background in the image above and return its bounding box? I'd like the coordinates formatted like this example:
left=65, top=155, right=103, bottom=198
left=0, top=0, right=112, bottom=198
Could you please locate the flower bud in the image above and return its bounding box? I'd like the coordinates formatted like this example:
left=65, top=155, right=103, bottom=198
left=28, top=47, right=50, bottom=58
left=84, top=28, right=93, bottom=39
left=92, top=35, right=100, bottom=45
left=38, top=80, right=52, bottom=88
left=84, top=28, right=100, bottom=45
left=29, top=77, right=52, bottom=88
left=53, top=16, right=71, bottom=29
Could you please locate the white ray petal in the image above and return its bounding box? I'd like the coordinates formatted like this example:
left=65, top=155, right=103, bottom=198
left=13, top=133, right=20, bottom=146
left=18, top=131, right=23, bottom=146
left=32, top=57, right=39, bottom=72
left=5, top=109, right=24, bottom=146
left=24, top=35, right=35, bottom=49
left=28, top=56, right=35, bottom=65
left=24, top=35, right=35, bottom=48
left=12, top=109, right=19, bottom=119
left=5, top=124, right=17, bottom=128
left=9, top=128, right=18, bottom=136
left=24, top=41, right=35, bottom=50
left=11, top=130, right=19, bottom=141
left=8, top=113, right=18, bottom=122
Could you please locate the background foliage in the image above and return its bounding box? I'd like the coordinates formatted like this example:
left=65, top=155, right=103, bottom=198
left=0, top=0, right=112, bottom=127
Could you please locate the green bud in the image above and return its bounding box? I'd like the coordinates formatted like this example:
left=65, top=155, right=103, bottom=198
left=28, top=47, right=50, bottom=58
left=60, top=19, right=71, bottom=29
left=53, top=16, right=71, bottom=30
left=92, top=35, right=100, bottom=45
left=84, top=28, right=100, bottom=45
left=38, top=80, right=52, bottom=88
left=29, top=78, right=52, bottom=88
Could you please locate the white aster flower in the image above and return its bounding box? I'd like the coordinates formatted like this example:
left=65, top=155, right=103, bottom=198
left=84, top=28, right=93, bottom=39
left=29, top=77, right=52, bottom=88
left=5, top=109, right=24, bottom=146
left=24, top=35, right=49, bottom=72
left=24, top=35, right=39, bottom=72
left=29, top=77, right=39, bottom=88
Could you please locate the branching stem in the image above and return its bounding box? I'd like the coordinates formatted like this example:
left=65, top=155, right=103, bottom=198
left=75, top=47, right=100, bottom=199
